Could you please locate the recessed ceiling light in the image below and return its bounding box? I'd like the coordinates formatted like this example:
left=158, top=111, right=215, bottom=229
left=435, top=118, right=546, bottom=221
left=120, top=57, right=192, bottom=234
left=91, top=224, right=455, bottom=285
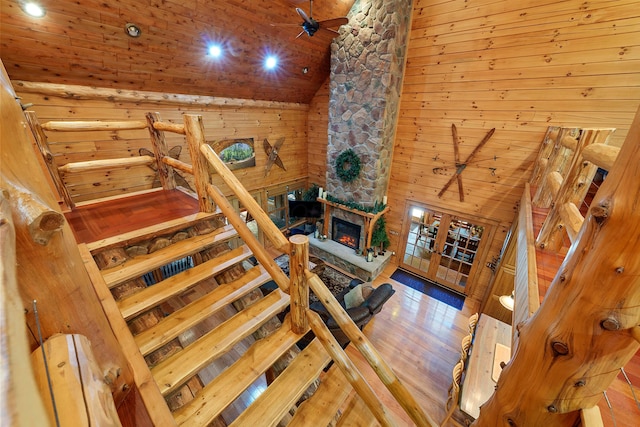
left=265, top=56, right=278, bottom=70
left=22, top=2, right=45, bottom=17
left=125, top=23, right=141, bottom=38
left=208, top=45, right=222, bottom=58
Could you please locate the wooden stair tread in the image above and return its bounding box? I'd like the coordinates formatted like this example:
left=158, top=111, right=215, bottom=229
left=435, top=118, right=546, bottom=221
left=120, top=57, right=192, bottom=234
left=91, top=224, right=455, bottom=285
left=152, top=288, right=290, bottom=396
left=118, top=245, right=253, bottom=319
left=101, top=224, right=237, bottom=288
left=135, top=265, right=270, bottom=356
left=336, top=392, right=381, bottom=427
left=288, top=364, right=353, bottom=427
left=229, top=338, right=332, bottom=427
left=85, top=210, right=221, bottom=252
left=173, top=316, right=307, bottom=426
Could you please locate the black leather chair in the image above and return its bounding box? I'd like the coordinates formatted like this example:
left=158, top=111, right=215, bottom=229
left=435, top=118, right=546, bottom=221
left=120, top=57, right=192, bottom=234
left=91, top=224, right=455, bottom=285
left=309, top=279, right=396, bottom=347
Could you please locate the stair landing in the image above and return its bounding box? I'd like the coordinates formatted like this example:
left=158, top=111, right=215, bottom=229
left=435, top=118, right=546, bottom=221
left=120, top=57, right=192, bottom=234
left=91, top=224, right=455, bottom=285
left=65, top=189, right=200, bottom=243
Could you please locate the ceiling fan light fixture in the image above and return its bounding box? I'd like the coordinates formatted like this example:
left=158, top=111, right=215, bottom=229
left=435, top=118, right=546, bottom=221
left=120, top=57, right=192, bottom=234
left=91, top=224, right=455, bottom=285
left=125, top=23, right=142, bottom=38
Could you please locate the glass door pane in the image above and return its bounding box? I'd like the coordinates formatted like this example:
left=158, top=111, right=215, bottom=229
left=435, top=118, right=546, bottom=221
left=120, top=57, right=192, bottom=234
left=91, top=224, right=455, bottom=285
left=402, top=206, right=439, bottom=275
left=400, top=204, right=489, bottom=296
left=435, top=217, right=484, bottom=292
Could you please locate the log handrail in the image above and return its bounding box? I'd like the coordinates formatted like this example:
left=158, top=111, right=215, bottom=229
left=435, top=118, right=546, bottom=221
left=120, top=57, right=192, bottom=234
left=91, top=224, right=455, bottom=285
left=200, top=143, right=290, bottom=253
left=558, top=202, right=584, bottom=243
left=204, top=183, right=290, bottom=293
left=57, top=156, right=154, bottom=174
left=307, top=272, right=436, bottom=427
left=41, top=120, right=148, bottom=132
left=162, top=156, right=193, bottom=175
left=152, top=121, right=186, bottom=135
left=307, top=310, right=399, bottom=426
left=581, top=143, right=620, bottom=171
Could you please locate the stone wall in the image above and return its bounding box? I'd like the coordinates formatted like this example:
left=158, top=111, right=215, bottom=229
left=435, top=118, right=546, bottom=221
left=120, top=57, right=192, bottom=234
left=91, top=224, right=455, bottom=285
left=326, top=0, right=413, bottom=206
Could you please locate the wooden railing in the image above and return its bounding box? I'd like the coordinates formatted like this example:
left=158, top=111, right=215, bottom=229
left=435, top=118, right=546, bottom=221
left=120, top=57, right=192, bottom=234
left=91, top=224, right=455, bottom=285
left=25, top=113, right=159, bottom=209
left=168, top=113, right=436, bottom=427
left=475, top=110, right=640, bottom=426
left=531, top=126, right=615, bottom=251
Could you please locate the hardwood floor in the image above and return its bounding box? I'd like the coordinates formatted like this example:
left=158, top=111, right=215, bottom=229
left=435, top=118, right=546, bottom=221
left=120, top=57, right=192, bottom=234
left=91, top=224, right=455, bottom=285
left=66, top=190, right=639, bottom=426
left=64, top=189, right=200, bottom=244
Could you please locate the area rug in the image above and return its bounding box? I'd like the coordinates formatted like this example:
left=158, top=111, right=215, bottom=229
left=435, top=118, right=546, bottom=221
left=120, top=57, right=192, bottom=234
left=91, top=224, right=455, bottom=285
left=274, top=254, right=353, bottom=302
left=390, top=268, right=465, bottom=310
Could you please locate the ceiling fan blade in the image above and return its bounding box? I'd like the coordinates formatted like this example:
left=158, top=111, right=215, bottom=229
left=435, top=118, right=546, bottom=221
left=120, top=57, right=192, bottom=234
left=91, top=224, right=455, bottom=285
left=271, top=23, right=304, bottom=27
left=318, top=17, right=349, bottom=28
left=296, top=7, right=313, bottom=25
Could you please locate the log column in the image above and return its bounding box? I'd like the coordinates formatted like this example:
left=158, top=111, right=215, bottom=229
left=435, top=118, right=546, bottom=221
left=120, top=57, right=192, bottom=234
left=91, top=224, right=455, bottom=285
left=474, top=107, right=640, bottom=426
left=289, top=235, right=309, bottom=334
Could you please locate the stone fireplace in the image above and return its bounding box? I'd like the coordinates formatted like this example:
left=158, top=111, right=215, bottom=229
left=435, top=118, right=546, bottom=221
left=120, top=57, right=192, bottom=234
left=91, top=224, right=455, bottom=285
left=332, top=217, right=362, bottom=250
left=308, top=0, right=412, bottom=281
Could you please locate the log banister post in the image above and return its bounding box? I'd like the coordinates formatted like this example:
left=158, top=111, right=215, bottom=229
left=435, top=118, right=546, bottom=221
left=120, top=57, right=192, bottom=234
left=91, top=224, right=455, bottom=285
left=183, top=114, right=215, bottom=213
left=474, top=107, right=640, bottom=426
left=289, top=235, right=309, bottom=334
left=146, top=112, right=176, bottom=191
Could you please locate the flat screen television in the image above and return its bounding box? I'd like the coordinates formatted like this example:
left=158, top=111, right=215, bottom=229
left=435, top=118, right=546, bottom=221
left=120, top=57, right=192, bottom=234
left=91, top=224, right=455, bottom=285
left=289, top=200, right=323, bottom=218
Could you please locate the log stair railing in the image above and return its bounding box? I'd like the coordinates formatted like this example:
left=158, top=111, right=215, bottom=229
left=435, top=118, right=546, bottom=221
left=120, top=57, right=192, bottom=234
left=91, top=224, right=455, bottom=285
left=77, top=112, right=434, bottom=426
left=530, top=126, right=616, bottom=252
left=24, top=112, right=168, bottom=210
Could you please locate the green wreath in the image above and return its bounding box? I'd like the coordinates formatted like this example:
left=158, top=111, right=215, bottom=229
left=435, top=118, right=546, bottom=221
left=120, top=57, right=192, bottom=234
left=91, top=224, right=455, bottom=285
left=335, top=149, right=361, bottom=182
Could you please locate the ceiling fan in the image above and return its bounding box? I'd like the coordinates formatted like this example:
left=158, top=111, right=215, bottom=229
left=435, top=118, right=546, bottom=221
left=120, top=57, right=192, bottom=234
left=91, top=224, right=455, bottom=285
left=273, top=0, right=349, bottom=38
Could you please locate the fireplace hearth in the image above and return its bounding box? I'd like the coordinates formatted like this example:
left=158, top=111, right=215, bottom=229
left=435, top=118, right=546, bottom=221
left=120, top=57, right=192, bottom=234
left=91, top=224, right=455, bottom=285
left=332, top=217, right=361, bottom=250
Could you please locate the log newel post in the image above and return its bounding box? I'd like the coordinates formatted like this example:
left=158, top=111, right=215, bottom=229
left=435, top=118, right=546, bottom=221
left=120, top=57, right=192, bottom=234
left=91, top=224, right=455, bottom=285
left=289, top=235, right=309, bottom=334
left=183, top=114, right=215, bottom=213
left=473, top=107, right=640, bottom=426
left=145, top=112, right=176, bottom=191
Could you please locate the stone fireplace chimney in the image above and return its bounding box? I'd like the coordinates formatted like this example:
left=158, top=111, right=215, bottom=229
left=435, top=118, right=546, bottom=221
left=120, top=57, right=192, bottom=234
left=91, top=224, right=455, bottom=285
left=326, top=0, right=413, bottom=206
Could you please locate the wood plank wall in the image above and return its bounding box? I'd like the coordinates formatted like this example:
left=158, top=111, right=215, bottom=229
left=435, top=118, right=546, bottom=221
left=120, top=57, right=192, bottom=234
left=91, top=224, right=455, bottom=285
left=17, top=92, right=310, bottom=202
left=385, top=0, right=640, bottom=301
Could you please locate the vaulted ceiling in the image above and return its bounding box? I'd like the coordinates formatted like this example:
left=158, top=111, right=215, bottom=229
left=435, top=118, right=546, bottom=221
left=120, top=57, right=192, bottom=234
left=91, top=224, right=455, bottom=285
left=0, top=0, right=355, bottom=104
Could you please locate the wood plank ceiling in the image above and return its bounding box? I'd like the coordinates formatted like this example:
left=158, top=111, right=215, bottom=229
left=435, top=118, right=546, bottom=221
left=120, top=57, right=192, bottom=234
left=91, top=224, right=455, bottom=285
left=0, top=0, right=355, bottom=104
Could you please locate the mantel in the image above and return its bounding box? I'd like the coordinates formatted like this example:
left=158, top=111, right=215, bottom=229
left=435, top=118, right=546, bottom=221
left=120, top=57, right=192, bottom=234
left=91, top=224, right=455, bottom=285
left=317, top=198, right=389, bottom=253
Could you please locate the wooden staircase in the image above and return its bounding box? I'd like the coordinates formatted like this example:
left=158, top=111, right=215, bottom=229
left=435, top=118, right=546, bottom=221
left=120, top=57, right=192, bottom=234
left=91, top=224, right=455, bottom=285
left=27, top=110, right=434, bottom=426
left=80, top=210, right=385, bottom=426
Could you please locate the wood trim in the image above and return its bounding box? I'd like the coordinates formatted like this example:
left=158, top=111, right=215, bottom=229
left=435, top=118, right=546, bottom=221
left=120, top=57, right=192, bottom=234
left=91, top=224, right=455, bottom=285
left=15, top=81, right=310, bottom=111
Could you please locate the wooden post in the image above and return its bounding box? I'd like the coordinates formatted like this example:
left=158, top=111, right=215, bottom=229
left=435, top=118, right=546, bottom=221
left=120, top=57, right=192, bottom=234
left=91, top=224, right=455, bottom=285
left=146, top=112, right=176, bottom=191
left=289, top=235, right=309, bottom=334
left=23, top=111, right=75, bottom=209
left=183, top=114, right=215, bottom=213
left=530, top=127, right=559, bottom=186
left=474, top=107, right=640, bottom=426
left=532, top=127, right=580, bottom=208
left=0, top=192, right=51, bottom=427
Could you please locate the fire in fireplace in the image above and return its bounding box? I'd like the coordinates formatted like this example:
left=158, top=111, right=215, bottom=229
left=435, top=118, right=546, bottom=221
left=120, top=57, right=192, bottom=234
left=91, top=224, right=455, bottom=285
left=332, top=217, right=361, bottom=250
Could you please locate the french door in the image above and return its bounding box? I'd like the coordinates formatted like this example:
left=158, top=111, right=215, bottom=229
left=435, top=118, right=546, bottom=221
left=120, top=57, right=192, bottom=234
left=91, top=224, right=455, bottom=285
left=401, top=205, right=489, bottom=295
